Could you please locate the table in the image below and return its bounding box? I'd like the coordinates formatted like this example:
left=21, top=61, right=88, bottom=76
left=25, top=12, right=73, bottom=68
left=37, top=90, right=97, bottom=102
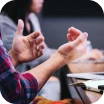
left=59, top=65, right=102, bottom=103
left=67, top=77, right=102, bottom=104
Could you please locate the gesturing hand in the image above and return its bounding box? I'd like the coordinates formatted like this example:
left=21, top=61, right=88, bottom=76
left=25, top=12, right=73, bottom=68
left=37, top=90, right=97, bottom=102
left=10, top=19, right=45, bottom=66
left=57, top=27, right=88, bottom=63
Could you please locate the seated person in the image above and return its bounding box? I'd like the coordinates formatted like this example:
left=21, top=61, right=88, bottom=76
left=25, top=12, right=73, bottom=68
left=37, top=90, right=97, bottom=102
left=0, top=20, right=88, bottom=104
left=0, top=0, right=59, bottom=100
left=0, top=19, right=44, bottom=104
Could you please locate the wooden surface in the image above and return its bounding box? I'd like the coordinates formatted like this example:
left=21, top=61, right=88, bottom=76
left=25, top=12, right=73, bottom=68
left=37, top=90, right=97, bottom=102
left=67, top=77, right=102, bottom=104
left=77, top=79, right=102, bottom=103
left=67, top=56, right=104, bottom=103
left=84, top=89, right=102, bottom=103
left=59, top=64, right=103, bottom=103
left=67, top=77, right=91, bottom=104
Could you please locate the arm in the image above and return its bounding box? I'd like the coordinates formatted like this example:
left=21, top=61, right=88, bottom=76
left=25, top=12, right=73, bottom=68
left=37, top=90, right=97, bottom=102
left=0, top=26, right=88, bottom=103
left=0, top=36, right=38, bottom=103
left=28, top=27, right=88, bottom=90
left=2, top=24, right=88, bottom=91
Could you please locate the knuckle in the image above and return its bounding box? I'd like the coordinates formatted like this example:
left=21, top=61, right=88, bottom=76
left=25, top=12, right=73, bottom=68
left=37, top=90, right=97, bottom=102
left=69, top=44, right=74, bottom=50
left=78, top=37, right=83, bottom=43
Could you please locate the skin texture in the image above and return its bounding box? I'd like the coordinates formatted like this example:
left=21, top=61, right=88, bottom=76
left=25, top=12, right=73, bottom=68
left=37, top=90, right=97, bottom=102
left=67, top=27, right=104, bottom=73
left=28, top=27, right=88, bottom=90
left=9, top=23, right=88, bottom=90
left=9, top=19, right=45, bottom=67
left=9, top=20, right=88, bottom=91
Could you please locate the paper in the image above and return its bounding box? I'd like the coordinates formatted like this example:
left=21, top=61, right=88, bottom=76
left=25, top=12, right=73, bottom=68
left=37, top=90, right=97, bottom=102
left=69, top=80, right=104, bottom=93
left=84, top=80, right=104, bottom=89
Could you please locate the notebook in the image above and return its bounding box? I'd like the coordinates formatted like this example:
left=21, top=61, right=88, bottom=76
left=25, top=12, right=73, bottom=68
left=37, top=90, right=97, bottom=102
left=67, top=72, right=104, bottom=93
left=69, top=79, right=104, bottom=93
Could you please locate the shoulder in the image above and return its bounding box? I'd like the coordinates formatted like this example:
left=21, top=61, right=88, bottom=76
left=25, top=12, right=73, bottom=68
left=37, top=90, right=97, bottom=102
left=0, top=14, right=16, bottom=30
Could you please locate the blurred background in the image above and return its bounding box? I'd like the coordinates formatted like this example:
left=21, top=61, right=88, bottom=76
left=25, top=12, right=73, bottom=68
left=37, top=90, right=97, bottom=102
left=37, top=0, right=104, bottom=49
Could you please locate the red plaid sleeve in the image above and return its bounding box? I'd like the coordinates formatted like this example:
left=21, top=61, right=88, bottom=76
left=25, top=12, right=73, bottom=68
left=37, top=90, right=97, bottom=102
left=0, top=34, right=38, bottom=104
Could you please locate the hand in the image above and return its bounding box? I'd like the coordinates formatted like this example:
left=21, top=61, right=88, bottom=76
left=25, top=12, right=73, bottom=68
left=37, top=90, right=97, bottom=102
left=57, top=27, right=88, bottom=63
left=9, top=19, right=45, bottom=66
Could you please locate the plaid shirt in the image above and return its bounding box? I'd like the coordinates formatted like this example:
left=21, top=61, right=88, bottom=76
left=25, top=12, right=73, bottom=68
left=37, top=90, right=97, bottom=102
left=0, top=33, right=38, bottom=104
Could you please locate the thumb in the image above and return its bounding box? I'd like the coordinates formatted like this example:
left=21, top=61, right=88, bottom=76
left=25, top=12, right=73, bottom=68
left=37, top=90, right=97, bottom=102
left=71, top=32, right=88, bottom=48
left=16, top=19, right=24, bottom=35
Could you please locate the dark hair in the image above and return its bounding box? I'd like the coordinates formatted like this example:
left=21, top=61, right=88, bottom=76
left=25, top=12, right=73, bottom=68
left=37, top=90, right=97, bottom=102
left=1, top=0, right=33, bottom=35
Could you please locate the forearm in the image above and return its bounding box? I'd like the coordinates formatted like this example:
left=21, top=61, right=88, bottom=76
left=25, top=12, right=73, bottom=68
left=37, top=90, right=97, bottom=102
left=28, top=52, right=66, bottom=91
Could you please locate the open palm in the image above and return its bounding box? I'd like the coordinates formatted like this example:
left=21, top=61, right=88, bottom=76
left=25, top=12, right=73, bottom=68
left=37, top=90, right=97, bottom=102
left=57, top=27, right=88, bottom=63
left=12, top=20, right=45, bottom=63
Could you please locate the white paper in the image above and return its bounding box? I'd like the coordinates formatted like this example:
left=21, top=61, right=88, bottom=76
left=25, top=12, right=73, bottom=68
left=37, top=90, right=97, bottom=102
left=84, top=80, right=104, bottom=89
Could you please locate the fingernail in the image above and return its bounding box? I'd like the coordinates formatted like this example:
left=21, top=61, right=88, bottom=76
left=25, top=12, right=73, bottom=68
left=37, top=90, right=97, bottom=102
left=82, top=32, right=88, bottom=38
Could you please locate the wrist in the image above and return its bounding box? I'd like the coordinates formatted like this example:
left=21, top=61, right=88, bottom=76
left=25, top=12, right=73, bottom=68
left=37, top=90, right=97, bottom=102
left=9, top=49, right=19, bottom=67
left=54, top=51, right=72, bottom=65
left=52, top=51, right=67, bottom=66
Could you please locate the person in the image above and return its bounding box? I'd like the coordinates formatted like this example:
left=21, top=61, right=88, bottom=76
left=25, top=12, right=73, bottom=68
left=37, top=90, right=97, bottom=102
left=0, top=19, right=45, bottom=104
left=0, top=0, right=60, bottom=100
left=0, top=18, right=88, bottom=104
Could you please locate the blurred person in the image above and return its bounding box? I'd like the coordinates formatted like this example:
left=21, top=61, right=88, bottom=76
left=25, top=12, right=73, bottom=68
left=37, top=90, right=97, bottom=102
left=0, top=19, right=44, bottom=104
left=0, top=24, right=88, bottom=103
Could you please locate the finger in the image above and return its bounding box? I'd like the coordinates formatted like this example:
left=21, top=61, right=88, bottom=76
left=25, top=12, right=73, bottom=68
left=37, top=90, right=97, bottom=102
left=71, top=32, right=88, bottom=49
left=33, top=43, right=44, bottom=58
left=36, top=35, right=45, bottom=45
left=71, top=36, right=76, bottom=41
left=16, top=19, right=24, bottom=35
left=28, top=31, right=40, bottom=40
left=39, top=43, right=45, bottom=49
left=68, top=27, right=82, bottom=35
left=37, top=43, right=45, bottom=51
left=67, top=33, right=76, bottom=41
left=37, top=49, right=43, bottom=57
left=67, top=33, right=72, bottom=41
left=73, top=35, right=77, bottom=39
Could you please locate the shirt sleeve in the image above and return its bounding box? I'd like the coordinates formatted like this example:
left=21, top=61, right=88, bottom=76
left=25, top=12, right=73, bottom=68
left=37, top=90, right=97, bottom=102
left=0, top=37, right=38, bottom=104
